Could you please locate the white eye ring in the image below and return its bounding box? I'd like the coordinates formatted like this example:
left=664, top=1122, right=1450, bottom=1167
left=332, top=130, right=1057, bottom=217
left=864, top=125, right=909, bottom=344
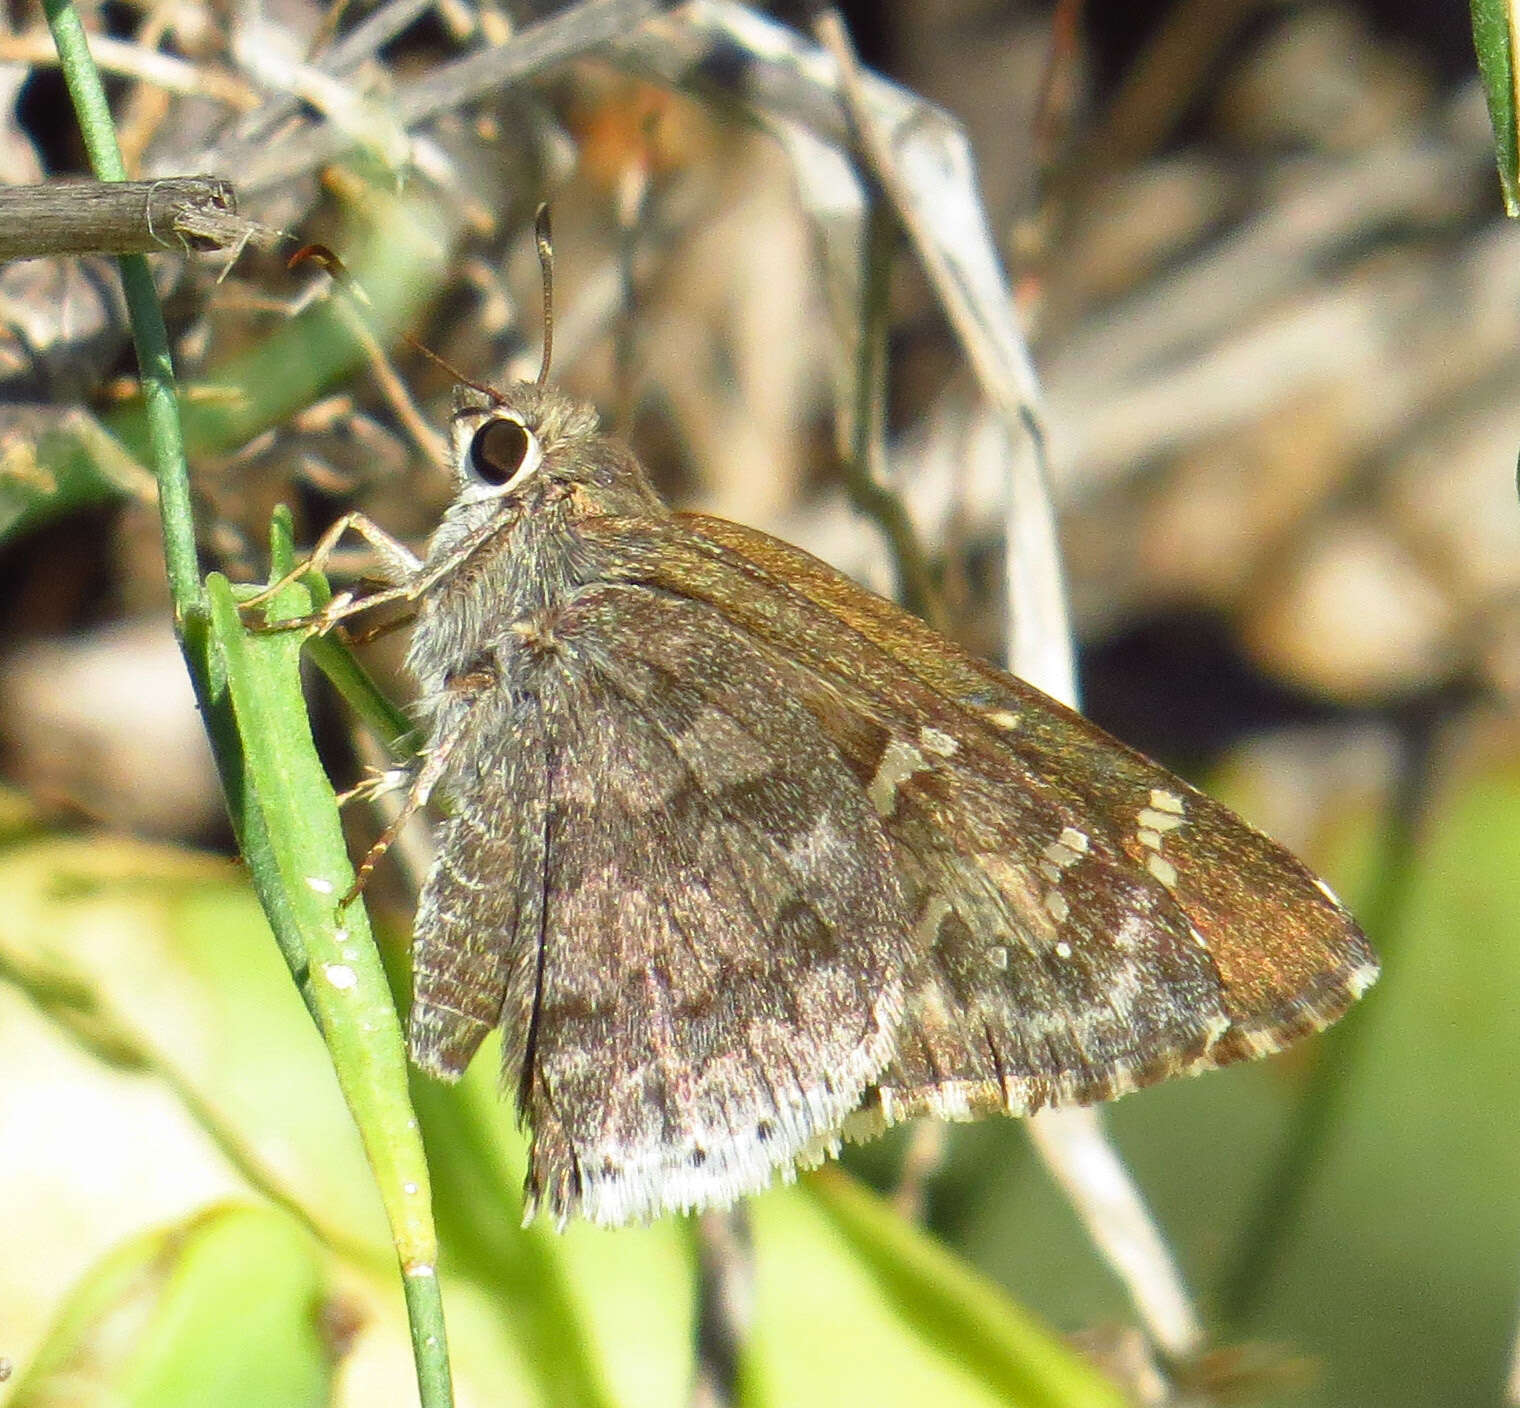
left=462, top=415, right=542, bottom=496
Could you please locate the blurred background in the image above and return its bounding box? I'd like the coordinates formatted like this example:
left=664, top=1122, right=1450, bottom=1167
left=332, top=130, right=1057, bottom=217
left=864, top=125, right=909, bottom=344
left=0, top=1, right=1515, bottom=1405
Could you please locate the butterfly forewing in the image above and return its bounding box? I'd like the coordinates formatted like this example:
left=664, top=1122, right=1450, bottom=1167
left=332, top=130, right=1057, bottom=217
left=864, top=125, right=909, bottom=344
left=581, top=512, right=1377, bottom=1128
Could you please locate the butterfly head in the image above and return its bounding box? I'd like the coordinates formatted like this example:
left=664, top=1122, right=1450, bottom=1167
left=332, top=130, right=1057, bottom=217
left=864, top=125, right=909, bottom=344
left=446, top=383, right=663, bottom=523
left=412, top=380, right=667, bottom=672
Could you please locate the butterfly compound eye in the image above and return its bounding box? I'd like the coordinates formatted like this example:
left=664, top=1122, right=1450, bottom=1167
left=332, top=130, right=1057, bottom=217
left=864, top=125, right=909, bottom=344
left=468, top=418, right=535, bottom=487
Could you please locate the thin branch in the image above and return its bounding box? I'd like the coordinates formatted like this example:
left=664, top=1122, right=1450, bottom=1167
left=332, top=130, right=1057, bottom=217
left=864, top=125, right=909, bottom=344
left=808, top=7, right=1071, bottom=694
left=837, top=198, right=945, bottom=629
left=689, top=1209, right=755, bottom=1408
left=802, top=3, right=1196, bottom=1358
left=0, top=177, right=281, bottom=263
left=201, top=0, right=660, bottom=192
left=0, top=28, right=260, bottom=107
left=220, top=0, right=435, bottom=154
left=1027, top=1109, right=1204, bottom=1360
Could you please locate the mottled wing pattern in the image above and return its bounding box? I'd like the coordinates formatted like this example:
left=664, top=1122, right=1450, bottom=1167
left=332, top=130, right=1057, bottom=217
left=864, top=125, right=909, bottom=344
left=584, top=513, right=1379, bottom=1132
left=410, top=582, right=914, bottom=1225
left=409, top=696, right=549, bottom=1090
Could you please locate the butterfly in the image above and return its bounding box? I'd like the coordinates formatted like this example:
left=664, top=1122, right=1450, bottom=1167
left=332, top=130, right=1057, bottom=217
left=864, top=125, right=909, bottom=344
left=277, top=372, right=1374, bottom=1228
left=265, top=222, right=1376, bottom=1227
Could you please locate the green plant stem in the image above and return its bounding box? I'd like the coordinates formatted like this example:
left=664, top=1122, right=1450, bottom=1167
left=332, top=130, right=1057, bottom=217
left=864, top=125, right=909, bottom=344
left=409, top=1075, right=621, bottom=1408
left=204, top=565, right=455, bottom=1408
left=1472, top=0, right=1520, bottom=215
left=42, top=5, right=454, bottom=1402
left=42, top=0, right=201, bottom=618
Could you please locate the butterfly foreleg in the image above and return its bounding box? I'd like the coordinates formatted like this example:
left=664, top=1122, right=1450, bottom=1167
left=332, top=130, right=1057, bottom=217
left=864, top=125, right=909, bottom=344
left=241, top=510, right=425, bottom=635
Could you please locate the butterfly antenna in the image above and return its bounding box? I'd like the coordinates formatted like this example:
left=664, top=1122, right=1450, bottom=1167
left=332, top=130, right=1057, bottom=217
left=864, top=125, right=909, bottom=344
left=288, top=242, right=365, bottom=300
left=534, top=203, right=554, bottom=387
left=400, top=332, right=506, bottom=404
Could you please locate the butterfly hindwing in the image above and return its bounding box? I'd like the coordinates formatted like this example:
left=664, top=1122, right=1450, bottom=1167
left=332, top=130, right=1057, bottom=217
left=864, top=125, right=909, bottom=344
left=409, top=689, right=549, bottom=1087
left=415, top=576, right=915, bottom=1224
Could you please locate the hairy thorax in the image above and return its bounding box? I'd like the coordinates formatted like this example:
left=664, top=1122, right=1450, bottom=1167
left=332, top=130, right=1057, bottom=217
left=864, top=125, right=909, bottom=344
left=405, top=499, right=593, bottom=726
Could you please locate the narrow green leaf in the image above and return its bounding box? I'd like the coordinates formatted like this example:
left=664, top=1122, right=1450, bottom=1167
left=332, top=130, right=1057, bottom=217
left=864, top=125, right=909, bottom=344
left=11, top=1205, right=335, bottom=1408
left=1244, top=764, right=1520, bottom=1405
left=744, top=1170, right=1126, bottom=1408
left=1472, top=0, right=1520, bottom=214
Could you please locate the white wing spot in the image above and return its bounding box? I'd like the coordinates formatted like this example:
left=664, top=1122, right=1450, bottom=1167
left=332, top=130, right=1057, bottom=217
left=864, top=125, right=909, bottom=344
left=984, top=709, right=1022, bottom=731
left=918, top=726, right=959, bottom=757
left=1041, top=824, right=1089, bottom=918
left=1147, top=853, right=1179, bottom=889
left=915, top=895, right=953, bottom=945
left=867, top=739, right=928, bottom=817
left=988, top=944, right=1010, bottom=970
left=1136, top=793, right=1185, bottom=876
left=1042, top=828, right=1089, bottom=873
left=1054, top=939, right=1074, bottom=960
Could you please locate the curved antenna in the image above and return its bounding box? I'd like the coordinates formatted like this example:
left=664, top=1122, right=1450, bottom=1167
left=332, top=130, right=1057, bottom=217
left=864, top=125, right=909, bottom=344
left=534, top=203, right=554, bottom=387
left=402, top=334, right=505, bottom=404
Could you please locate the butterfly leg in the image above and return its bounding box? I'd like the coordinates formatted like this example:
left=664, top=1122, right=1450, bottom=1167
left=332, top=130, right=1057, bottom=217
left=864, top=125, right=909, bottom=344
left=341, top=665, right=498, bottom=904
left=241, top=510, right=424, bottom=621
left=335, top=766, right=412, bottom=811
left=341, top=609, right=419, bottom=647
left=341, top=730, right=461, bottom=908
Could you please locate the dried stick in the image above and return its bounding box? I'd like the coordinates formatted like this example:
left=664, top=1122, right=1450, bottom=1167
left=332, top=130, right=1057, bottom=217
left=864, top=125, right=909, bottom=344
left=207, top=0, right=659, bottom=192
left=689, top=1209, right=755, bottom=1408
left=0, top=177, right=279, bottom=263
